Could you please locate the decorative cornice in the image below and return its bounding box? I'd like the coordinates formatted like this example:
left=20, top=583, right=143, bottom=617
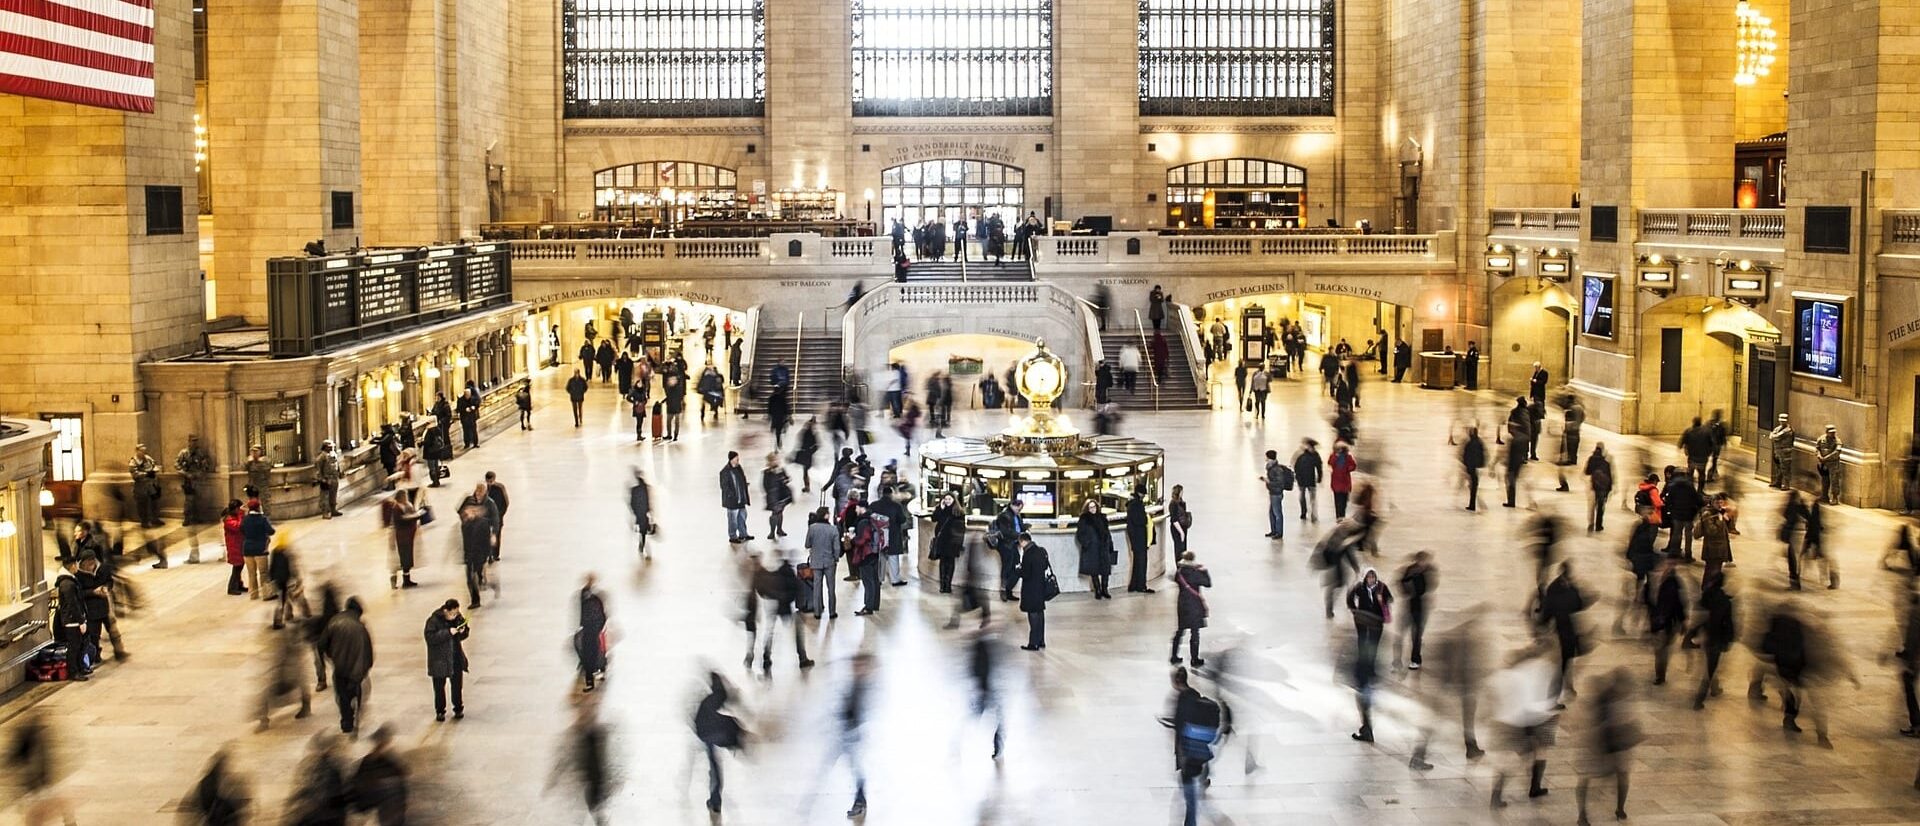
left=852, top=122, right=1053, bottom=136
left=1141, top=122, right=1337, bottom=134
left=565, top=125, right=765, bottom=137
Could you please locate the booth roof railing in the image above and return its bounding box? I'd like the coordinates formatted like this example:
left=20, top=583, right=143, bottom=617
left=1637, top=208, right=1786, bottom=246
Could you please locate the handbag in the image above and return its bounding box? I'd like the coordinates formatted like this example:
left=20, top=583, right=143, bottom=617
left=1043, top=566, right=1061, bottom=601
left=417, top=505, right=436, bottom=525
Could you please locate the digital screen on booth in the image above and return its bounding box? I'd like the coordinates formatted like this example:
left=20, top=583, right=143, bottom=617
left=1793, top=297, right=1845, bottom=380
left=1581, top=275, right=1615, bottom=339
left=1014, top=483, right=1056, bottom=516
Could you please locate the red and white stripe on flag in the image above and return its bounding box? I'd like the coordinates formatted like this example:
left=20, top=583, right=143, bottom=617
left=0, top=0, right=155, bottom=113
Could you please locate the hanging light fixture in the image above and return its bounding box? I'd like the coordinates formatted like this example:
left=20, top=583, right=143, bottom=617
left=0, top=507, right=14, bottom=540
left=1734, top=1, right=1777, bottom=87
left=193, top=114, right=208, bottom=173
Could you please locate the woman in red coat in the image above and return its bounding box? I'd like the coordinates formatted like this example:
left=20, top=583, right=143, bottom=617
left=221, top=499, right=246, bottom=595
left=1328, top=442, right=1359, bottom=519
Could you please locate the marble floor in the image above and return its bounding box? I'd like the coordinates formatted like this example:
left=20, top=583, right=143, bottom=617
left=6, top=362, right=1920, bottom=826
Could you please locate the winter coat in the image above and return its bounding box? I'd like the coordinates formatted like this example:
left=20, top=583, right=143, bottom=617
left=719, top=464, right=750, bottom=509
left=806, top=522, right=841, bottom=570
left=1293, top=449, right=1324, bottom=487
left=1075, top=510, right=1115, bottom=575
left=1174, top=562, right=1212, bottom=629
left=930, top=503, right=967, bottom=560
left=872, top=497, right=911, bottom=555
left=628, top=481, right=652, bottom=532
left=1017, top=544, right=1053, bottom=612
left=240, top=511, right=275, bottom=556
left=222, top=513, right=245, bottom=565
left=762, top=467, right=793, bottom=512
left=321, top=609, right=374, bottom=682
left=1328, top=452, right=1357, bottom=493
left=1126, top=496, right=1150, bottom=551
left=1696, top=509, right=1733, bottom=565
left=423, top=612, right=468, bottom=679
left=1661, top=477, right=1704, bottom=524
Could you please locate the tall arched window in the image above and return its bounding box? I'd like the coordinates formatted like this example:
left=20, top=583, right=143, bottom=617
left=1165, top=159, right=1306, bottom=229
left=851, top=0, right=1052, bottom=116
left=880, top=159, right=1025, bottom=228
left=563, top=0, right=766, bottom=118
left=1139, top=0, right=1335, bottom=116
left=594, top=161, right=740, bottom=222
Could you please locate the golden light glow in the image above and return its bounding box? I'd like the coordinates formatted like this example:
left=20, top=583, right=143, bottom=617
left=1734, top=1, right=1777, bottom=86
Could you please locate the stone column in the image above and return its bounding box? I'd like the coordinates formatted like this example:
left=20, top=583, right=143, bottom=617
left=1572, top=0, right=1735, bottom=432
left=359, top=0, right=457, bottom=245
left=207, top=0, right=364, bottom=323
left=1777, top=0, right=1920, bottom=505
left=1052, top=0, right=1140, bottom=226
left=764, top=0, right=851, bottom=200
left=0, top=0, right=202, bottom=513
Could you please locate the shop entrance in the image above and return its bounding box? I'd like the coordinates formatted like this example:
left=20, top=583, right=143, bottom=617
left=1636, top=297, right=1779, bottom=438
left=541, top=297, right=749, bottom=378
left=1195, top=292, right=1410, bottom=377
left=1490, top=278, right=1574, bottom=396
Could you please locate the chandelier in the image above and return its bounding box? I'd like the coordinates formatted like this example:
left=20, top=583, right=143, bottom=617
left=1734, top=1, right=1777, bottom=86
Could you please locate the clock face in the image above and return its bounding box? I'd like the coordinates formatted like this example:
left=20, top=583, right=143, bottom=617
left=1024, top=361, right=1062, bottom=398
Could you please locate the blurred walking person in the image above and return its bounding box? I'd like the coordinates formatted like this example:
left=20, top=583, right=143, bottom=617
left=1575, top=669, right=1640, bottom=825
left=7, top=710, right=77, bottom=826
left=1646, top=559, right=1685, bottom=685
left=969, top=628, right=1007, bottom=759
left=1691, top=571, right=1735, bottom=709
left=1396, top=551, right=1435, bottom=670
left=456, top=483, right=500, bottom=608
left=350, top=725, right=409, bottom=825
left=748, top=557, right=812, bottom=672
left=834, top=654, right=877, bottom=818
left=576, top=574, right=609, bottom=691
left=1409, top=616, right=1488, bottom=770
left=259, top=628, right=313, bottom=730
left=1488, top=648, right=1559, bottom=807
left=183, top=747, right=248, bottom=826
left=692, top=672, right=746, bottom=813
left=1346, top=568, right=1392, bottom=741
left=549, top=696, right=616, bottom=825
left=285, top=733, right=351, bottom=826
left=763, top=452, right=793, bottom=541
left=628, top=471, right=653, bottom=558
left=320, top=597, right=374, bottom=735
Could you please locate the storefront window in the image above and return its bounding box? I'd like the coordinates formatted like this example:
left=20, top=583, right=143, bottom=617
left=37, top=415, right=84, bottom=482
left=246, top=397, right=308, bottom=466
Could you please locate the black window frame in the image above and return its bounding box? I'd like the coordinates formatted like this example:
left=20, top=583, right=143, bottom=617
left=145, top=185, right=185, bottom=236
left=850, top=0, right=1054, bottom=117
left=330, top=191, right=355, bottom=230
left=1138, top=0, right=1336, bottom=117
left=562, top=0, right=767, bottom=118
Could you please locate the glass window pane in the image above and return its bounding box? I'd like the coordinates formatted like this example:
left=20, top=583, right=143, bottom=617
left=883, top=168, right=902, bottom=185
left=564, top=1, right=766, bottom=117
left=1139, top=0, right=1333, bottom=116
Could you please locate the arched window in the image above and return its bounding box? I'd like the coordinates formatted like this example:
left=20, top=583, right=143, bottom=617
left=851, top=0, right=1052, bottom=116
left=1139, top=0, right=1335, bottom=116
left=1165, top=159, right=1306, bottom=229
left=563, top=0, right=766, bottom=118
left=880, top=159, right=1026, bottom=228
left=593, top=161, right=740, bottom=223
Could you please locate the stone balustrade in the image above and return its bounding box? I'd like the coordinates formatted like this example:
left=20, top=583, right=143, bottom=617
left=1886, top=211, right=1920, bottom=252
left=1637, top=208, right=1786, bottom=245
left=1488, top=208, right=1582, bottom=240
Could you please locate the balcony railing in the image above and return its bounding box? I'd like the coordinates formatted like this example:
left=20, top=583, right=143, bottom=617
left=1886, top=211, right=1920, bottom=253
left=1489, top=208, right=1582, bottom=234
left=509, top=231, right=1455, bottom=276
left=1638, top=209, right=1785, bottom=245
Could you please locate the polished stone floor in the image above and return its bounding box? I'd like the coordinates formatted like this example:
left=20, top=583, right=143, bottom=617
left=6, top=357, right=1920, bottom=826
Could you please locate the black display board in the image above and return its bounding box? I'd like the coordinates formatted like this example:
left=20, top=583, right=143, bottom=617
left=267, top=244, right=515, bottom=357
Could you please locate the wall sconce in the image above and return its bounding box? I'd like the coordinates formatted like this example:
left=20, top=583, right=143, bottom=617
left=512, top=331, right=529, bottom=346
left=1536, top=247, right=1572, bottom=280
left=1636, top=253, right=1676, bottom=295
left=424, top=365, right=442, bottom=379
left=0, top=507, right=15, bottom=539
left=39, top=489, right=55, bottom=508
left=385, top=377, right=404, bottom=393
left=1722, top=259, right=1770, bottom=303
left=455, top=355, right=472, bottom=369
left=1484, top=243, right=1516, bottom=276
left=367, top=384, right=386, bottom=400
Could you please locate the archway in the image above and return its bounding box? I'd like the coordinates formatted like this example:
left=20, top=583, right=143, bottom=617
left=1490, top=277, right=1575, bottom=396
left=592, top=160, right=740, bottom=224
left=1636, top=296, right=1780, bottom=438
left=886, top=333, right=1045, bottom=413
left=1192, top=290, right=1411, bottom=381
left=1165, top=158, right=1307, bottom=229
left=880, top=159, right=1026, bottom=229
left=846, top=282, right=1088, bottom=407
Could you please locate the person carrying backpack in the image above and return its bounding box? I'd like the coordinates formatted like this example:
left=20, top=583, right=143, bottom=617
left=1260, top=449, right=1294, bottom=539
left=1165, top=666, right=1228, bottom=826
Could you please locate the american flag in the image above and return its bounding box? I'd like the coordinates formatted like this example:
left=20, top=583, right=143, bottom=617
left=0, top=0, right=154, bottom=113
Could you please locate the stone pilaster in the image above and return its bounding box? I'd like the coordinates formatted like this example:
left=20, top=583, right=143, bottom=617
left=359, top=0, right=456, bottom=244
left=208, top=0, right=364, bottom=323
left=1053, top=0, right=1141, bottom=226
left=764, top=0, right=851, bottom=198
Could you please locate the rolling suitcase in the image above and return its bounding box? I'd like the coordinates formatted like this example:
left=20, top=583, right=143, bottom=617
left=650, top=401, right=665, bottom=439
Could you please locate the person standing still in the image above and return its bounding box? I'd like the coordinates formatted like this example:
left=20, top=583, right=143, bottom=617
left=719, top=451, right=752, bottom=543
left=990, top=499, right=1027, bottom=601
left=128, top=443, right=163, bottom=530
left=1126, top=488, right=1155, bottom=593
left=240, top=501, right=275, bottom=599
left=576, top=575, right=609, bottom=691
left=1249, top=364, right=1270, bottom=419
left=805, top=508, right=841, bottom=618
left=1167, top=484, right=1192, bottom=554
left=1170, top=551, right=1211, bottom=665
left=1461, top=426, right=1488, bottom=511
left=1769, top=413, right=1796, bottom=488
left=1584, top=444, right=1614, bottom=531
left=1075, top=499, right=1116, bottom=599
left=1014, top=534, right=1053, bottom=650
left=315, top=440, right=344, bottom=519
left=516, top=383, right=533, bottom=430
left=424, top=600, right=470, bottom=721
left=1293, top=439, right=1324, bottom=521
left=1815, top=425, right=1843, bottom=504
left=566, top=370, right=589, bottom=427
left=1262, top=450, right=1293, bottom=538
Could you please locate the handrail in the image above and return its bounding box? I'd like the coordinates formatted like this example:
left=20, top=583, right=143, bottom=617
left=960, top=236, right=969, bottom=283
left=1131, top=309, right=1161, bottom=412
left=1172, top=302, right=1209, bottom=407
left=737, top=304, right=760, bottom=390
left=1077, top=295, right=1104, bottom=410
left=793, top=310, right=805, bottom=406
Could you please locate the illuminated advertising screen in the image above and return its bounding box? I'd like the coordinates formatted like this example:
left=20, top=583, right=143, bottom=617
left=1013, top=482, right=1056, bottom=516
left=1581, top=274, right=1615, bottom=339
left=1792, top=296, right=1845, bottom=380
